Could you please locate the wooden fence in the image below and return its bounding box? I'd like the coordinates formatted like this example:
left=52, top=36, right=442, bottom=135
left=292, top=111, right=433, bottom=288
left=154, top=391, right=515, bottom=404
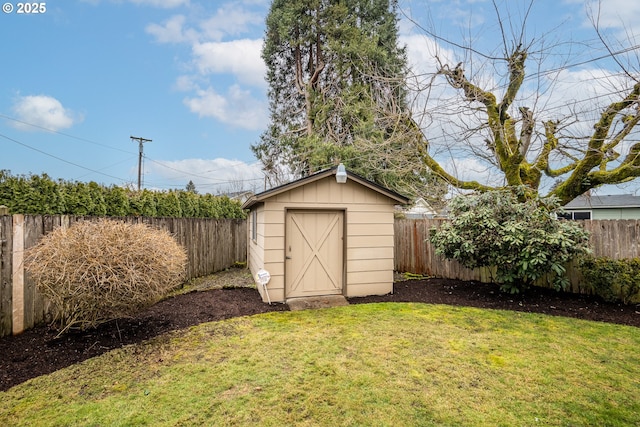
left=0, top=215, right=247, bottom=337
left=395, top=218, right=640, bottom=292
left=3, top=216, right=638, bottom=337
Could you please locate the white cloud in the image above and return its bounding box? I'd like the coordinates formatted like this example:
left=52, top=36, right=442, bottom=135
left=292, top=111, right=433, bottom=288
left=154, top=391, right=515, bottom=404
left=192, top=39, right=266, bottom=87
left=147, top=157, right=264, bottom=193
left=11, top=95, right=82, bottom=132
left=539, top=68, right=630, bottom=119
left=129, top=0, right=189, bottom=8
left=146, top=4, right=263, bottom=44
left=81, top=0, right=189, bottom=7
left=199, top=4, right=263, bottom=41
left=184, top=84, right=267, bottom=131
left=442, top=156, right=504, bottom=188
left=401, top=33, right=460, bottom=81
left=173, top=74, right=200, bottom=91
left=146, top=15, right=197, bottom=44
left=145, top=3, right=268, bottom=129
left=580, top=0, right=640, bottom=30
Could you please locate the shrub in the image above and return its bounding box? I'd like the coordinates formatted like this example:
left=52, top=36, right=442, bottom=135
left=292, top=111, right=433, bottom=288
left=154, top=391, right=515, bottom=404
left=25, top=219, right=187, bottom=335
left=0, top=170, right=246, bottom=218
left=580, top=257, right=640, bottom=304
left=429, top=188, right=591, bottom=293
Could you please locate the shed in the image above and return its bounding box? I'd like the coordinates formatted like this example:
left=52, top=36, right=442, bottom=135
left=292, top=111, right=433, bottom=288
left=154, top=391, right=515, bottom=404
left=242, top=165, right=410, bottom=303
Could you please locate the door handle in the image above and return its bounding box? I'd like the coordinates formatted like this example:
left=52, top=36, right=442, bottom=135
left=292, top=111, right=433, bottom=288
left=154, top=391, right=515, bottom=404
left=286, top=256, right=292, bottom=259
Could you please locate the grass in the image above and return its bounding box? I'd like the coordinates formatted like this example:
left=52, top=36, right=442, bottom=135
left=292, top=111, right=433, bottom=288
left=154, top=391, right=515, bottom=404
left=1, top=303, right=639, bottom=426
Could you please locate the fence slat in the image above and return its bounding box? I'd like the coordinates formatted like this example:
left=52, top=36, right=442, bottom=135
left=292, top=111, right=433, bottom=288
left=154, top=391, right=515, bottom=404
left=11, top=214, right=24, bottom=335
left=0, top=215, right=12, bottom=337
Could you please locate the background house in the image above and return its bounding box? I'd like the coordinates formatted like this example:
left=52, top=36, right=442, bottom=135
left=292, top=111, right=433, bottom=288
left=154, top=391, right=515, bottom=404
left=562, top=194, right=640, bottom=220
left=400, top=197, right=438, bottom=219
left=242, top=166, right=409, bottom=303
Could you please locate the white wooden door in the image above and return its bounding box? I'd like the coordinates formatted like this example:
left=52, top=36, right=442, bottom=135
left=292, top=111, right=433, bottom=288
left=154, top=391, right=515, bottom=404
left=285, top=210, right=344, bottom=298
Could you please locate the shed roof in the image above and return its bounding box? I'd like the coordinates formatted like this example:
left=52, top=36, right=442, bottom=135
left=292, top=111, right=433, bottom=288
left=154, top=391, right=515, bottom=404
left=242, top=165, right=410, bottom=210
left=564, top=194, right=640, bottom=209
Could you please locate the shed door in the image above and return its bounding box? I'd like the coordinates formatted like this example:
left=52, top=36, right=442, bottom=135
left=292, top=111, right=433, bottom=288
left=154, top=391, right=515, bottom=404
left=285, top=210, right=344, bottom=298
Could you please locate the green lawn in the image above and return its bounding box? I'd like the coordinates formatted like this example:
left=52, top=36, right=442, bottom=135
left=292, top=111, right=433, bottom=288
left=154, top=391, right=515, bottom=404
left=1, top=303, right=639, bottom=426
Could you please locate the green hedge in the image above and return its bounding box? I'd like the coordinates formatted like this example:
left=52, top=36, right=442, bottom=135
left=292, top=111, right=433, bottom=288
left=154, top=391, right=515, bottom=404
left=0, top=170, right=246, bottom=219
left=580, top=257, right=640, bottom=304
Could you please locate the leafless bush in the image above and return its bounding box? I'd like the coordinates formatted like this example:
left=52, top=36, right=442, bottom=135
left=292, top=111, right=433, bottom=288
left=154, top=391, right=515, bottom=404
left=25, top=219, right=187, bottom=335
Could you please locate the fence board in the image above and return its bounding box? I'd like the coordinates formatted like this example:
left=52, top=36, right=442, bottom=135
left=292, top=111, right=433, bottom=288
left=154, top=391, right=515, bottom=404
left=0, top=216, right=12, bottom=336
left=11, top=215, right=24, bottom=334
left=22, top=216, right=40, bottom=331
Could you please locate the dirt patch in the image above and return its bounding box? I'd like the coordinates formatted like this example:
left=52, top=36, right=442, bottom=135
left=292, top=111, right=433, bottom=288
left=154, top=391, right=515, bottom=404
left=1, top=270, right=638, bottom=391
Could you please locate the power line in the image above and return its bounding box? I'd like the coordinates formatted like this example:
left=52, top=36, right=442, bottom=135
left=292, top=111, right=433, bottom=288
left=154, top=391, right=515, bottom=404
left=0, top=132, right=130, bottom=183
left=0, top=113, right=134, bottom=154
left=144, top=157, right=264, bottom=182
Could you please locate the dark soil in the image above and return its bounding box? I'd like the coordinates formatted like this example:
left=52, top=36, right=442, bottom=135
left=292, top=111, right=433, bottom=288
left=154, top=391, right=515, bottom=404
left=2, top=278, right=639, bottom=392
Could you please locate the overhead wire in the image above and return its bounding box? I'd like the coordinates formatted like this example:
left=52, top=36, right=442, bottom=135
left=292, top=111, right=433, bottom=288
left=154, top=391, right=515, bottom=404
left=0, top=132, right=132, bottom=183
left=0, top=114, right=134, bottom=154
left=0, top=113, right=265, bottom=190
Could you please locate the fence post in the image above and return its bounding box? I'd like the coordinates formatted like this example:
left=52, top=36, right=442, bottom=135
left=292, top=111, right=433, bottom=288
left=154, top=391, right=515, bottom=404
left=0, top=206, right=8, bottom=215
left=12, top=214, right=25, bottom=335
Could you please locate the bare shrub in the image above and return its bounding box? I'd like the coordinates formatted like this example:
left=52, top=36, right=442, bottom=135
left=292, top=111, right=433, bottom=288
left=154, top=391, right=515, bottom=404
left=25, top=219, right=187, bottom=335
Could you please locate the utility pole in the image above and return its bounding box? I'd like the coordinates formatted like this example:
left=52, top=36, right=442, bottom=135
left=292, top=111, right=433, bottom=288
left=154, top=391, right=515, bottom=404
left=130, top=136, right=152, bottom=191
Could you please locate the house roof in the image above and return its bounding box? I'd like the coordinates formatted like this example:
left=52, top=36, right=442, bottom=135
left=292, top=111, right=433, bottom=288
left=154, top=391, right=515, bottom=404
left=242, top=166, right=410, bottom=210
left=405, top=197, right=436, bottom=214
left=564, top=194, right=640, bottom=209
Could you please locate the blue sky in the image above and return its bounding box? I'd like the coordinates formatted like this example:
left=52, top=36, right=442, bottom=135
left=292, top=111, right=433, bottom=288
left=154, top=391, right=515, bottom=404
left=1, top=0, right=639, bottom=196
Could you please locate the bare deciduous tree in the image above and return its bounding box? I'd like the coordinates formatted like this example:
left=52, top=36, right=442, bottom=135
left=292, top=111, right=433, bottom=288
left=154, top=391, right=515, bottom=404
left=405, top=0, right=640, bottom=204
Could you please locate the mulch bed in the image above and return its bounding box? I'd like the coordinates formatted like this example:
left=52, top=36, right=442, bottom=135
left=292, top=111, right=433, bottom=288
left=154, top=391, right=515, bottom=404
left=1, top=278, right=638, bottom=392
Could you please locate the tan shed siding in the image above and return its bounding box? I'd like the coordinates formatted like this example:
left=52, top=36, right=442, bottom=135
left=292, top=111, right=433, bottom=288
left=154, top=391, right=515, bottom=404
left=249, top=204, right=285, bottom=303
left=344, top=200, right=395, bottom=297
left=248, top=206, right=265, bottom=273
left=248, top=246, right=261, bottom=277
left=274, top=176, right=393, bottom=206
left=265, top=286, right=285, bottom=302
left=349, top=235, right=394, bottom=247
left=348, top=282, right=393, bottom=297
left=258, top=201, right=287, bottom=302
left=263, top=258, right=284, bottom=276
left=264, top=260, right=285, bottom=302
left=263, top=208, right=284, bottom=224
left=348, top=258, right=394, bottom=272
left=349, top=222, right=394, bottom=236
left=263, top=236, right=283, bottom=251
left=264, top=249, right=284, bottom=268
left=248, top=206, right=265, bottom=299
left=347, top=270, right=393, bottom=290
left=348, top=211, right=393, bottom=223
left=347, top=246, right=394, bottom=259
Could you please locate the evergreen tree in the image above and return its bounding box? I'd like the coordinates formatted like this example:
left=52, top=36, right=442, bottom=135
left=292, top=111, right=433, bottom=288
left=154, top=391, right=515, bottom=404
left=129, top=189, right=157, bottom=217
left=87, top=181, right=107, bottom=216
left=104, top=185, right=130, bottom=217
left=185, top=180, right=197, bottom=194
left=61, top=181, right=95, bottom=216
left=156, top=190, right=183, bottom=218
left=0, top=173, right=64, bottom=214
left=178, top=190, right=200, bottom=218
left=253, top=0, right=443, bottom=201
